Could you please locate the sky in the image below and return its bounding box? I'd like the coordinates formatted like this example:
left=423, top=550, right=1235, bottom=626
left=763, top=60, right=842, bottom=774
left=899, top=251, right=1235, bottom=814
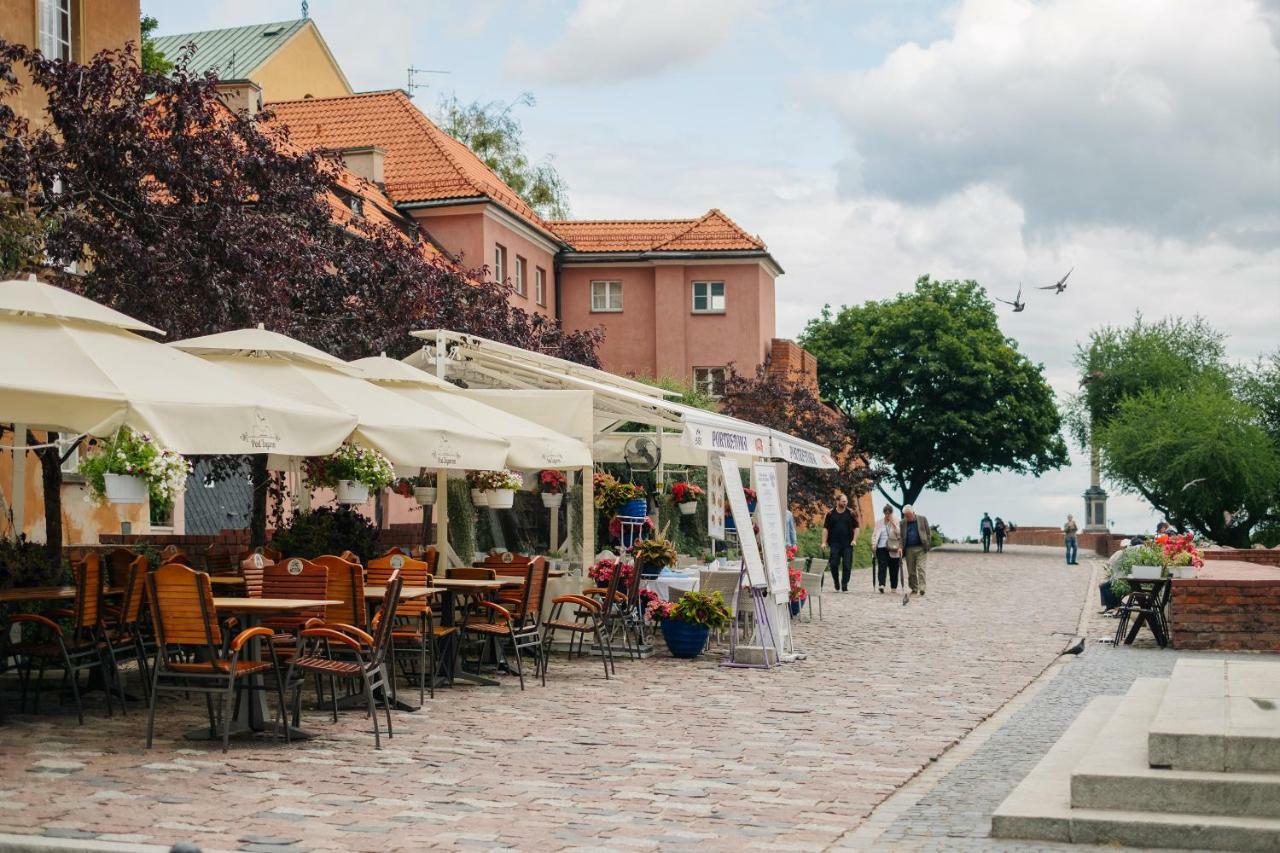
left=144, top=0, right=1280, bottom=539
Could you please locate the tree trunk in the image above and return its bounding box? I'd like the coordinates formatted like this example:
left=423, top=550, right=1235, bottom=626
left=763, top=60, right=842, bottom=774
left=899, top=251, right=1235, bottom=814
left=249, top=453, right=269, bottom=548
left=31, top=431, right=62, bottom=561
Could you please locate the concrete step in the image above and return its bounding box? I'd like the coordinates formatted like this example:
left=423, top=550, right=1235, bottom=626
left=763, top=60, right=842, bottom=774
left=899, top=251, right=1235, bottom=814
left=1149, top=658, right=1280, bottom=772
left=992, top=694, right=1280, bottom=851
left=1073, top=677, right=1280, bottom=819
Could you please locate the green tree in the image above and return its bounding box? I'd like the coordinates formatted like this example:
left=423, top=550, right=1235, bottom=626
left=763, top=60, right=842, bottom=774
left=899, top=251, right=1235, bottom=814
left=435, top=92, right=569, bottom=219
left=139, top=16, right=172, bottom=76
left=798, top=276, right=1068, bottom=508
left=636, top=376, right=717, bottom=411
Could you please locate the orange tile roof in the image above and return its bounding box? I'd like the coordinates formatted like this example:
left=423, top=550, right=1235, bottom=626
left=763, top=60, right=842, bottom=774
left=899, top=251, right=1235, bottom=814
left=548, top=209, right=766, bottom=253
left=266, top=90, right=552, bottom=236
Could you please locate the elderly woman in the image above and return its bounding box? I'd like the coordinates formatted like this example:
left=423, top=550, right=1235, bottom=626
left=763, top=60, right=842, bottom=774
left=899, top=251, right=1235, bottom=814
left=872, top=504, right=902, bottom=593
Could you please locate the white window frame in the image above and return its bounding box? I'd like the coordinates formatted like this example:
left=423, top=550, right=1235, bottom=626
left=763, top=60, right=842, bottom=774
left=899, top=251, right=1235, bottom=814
left=38, top=0, right=72, bottom=61
left=693, top=366, right=727, bottom=398
left=535, top=266, right=547, bottom=306
left=692, top=281, right=726, bottom=313
left=493, top=243, right=507, bottom=283
left=514, top=255, right=527, bottom=296
left=590, top=280, right=623, bottom=312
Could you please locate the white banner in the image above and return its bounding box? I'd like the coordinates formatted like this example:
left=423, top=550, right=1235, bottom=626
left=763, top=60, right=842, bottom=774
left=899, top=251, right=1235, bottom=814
left=684, top=418, right=770, bottom=458
left=720, top=456, right=767, bottom=587
left=769, top=433, right=838, bottom=469
left=753, top=463, right=791, bottom=604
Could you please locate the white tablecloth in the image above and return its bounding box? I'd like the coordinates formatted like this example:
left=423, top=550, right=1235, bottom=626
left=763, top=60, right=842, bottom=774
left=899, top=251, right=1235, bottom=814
left=641, top=573, right=699, bottom=601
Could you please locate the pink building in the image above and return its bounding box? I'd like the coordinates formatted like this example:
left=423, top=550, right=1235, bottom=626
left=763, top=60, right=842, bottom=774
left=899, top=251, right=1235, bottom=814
left=268, top=91, right=784, bottom=388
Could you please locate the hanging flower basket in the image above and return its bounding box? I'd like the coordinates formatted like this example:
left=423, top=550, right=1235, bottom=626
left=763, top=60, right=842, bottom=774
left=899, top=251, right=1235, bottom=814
left=103, top=473, right=148, bottom=504
left=678, top=501, right=698, bottom=516
left=541, top=492, right=563, bottom=509
left=485, top=488, right=516, bottom=509
left=471, top=488, right=488, bottom=506
left=335, top=480, right=369, bottom=504
left=413, top=486, right=437, bottom=506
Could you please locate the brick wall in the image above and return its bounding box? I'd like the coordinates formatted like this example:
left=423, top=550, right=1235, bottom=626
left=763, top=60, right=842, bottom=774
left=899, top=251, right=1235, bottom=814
left=1203, top=548, right=1280, bottom=567
left=1170, top=579, right=1280, bottom=652
left=1002, top=526, right=1129, bottom=555
left=767, top=339, right=818, bottom=393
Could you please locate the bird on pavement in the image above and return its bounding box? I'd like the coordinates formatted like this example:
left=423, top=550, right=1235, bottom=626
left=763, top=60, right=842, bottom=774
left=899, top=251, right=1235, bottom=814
left=1039, top=267, right=1074, bottom=294
left=902, top=590, right=910, bottom=606
left=996, top=283, right=1026, bottom=312
left=1063, top=637, right=1085, bottom=656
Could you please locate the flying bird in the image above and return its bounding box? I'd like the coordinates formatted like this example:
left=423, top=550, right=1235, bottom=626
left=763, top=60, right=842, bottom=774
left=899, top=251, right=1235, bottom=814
left=1181, top=478, right=1207, bottom=491
left=997, top=284, right=1026, bottom=312
left=1039, top=267, right=1074, bottom=294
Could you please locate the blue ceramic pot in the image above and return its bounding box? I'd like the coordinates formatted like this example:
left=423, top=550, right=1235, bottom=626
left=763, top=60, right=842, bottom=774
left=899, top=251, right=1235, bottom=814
left=725, top=513, right=737, bottom=531
left=789, top=600, right=802, bottom=618
left=661, top=618, right=710, bottom=658
left=619, top=497, right=647, bottom=519
left=638, top=559, right=662, bottom=579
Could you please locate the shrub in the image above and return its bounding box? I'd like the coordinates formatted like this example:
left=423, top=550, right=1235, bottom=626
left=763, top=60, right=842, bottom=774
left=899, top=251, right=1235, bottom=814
left=271, top=506, right=381, bottom=564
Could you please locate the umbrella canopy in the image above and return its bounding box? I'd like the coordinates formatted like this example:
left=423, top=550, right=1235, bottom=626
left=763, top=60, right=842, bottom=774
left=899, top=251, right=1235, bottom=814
left=172, top=325, right=350, bottom=370
left=0, top=313, right=356, bottom=455
left=350, top=356, right=593, bottom=469
left=0, top=274, right=162, bottom=334
left=172, top=331, right=509, bottom=470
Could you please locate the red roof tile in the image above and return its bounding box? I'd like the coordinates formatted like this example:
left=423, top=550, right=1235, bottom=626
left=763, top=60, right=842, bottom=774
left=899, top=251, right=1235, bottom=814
left=548, top=209, right=765, bottom=253
left=266, top=90, right=551, bottom=235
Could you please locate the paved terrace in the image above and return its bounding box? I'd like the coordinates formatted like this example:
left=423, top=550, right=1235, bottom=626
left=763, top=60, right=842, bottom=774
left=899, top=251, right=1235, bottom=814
left=0, top=545, right=1090, bottom=852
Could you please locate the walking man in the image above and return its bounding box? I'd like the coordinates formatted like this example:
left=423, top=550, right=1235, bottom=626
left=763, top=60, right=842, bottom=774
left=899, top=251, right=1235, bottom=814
left=994, top=517, right=1007, bottom=553
left=902, top=504, right=932, bottom=600
left=980, top=512, right=993, bottom=553
left=821, top=493, right=859, bottom=592
left=1063, top=514, right=1079, bottom=565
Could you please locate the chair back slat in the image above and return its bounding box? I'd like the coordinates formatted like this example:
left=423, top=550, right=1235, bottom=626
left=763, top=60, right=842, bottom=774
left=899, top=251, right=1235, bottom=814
left=338, top=550, right=362, bottom=567
left=368, top=554, right=428, bottom=617
left=422, top=547, right=439, bottom=576
left=474, top=552, right=532, bottom=581
left=262, top=558, right=329, bottom=626
left=73, top=553, right=102, bottom=631
left=104, top=548, right=136, bottom=589
left=239, top=552, right=271, bottom=598
left=118, top=555, right=149, bottom=626
left=147, top=562, right=220, bottom=648
left=159, top=545, right=187, bottom=565
left=523, top=557, right=549, bottom=625
left=370, top=570, right=402, bottom=667
left=313, top=555, right=365, bottom=628
left=448, top=566, right=496, bottom=580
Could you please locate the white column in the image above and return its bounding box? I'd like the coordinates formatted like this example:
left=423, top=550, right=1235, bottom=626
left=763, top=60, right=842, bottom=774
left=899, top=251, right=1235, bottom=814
left=435, top=467, right=449, bottom=567
left=10, top=424, right=27, bottom=540
left=581, top=466, right=594, bottom=566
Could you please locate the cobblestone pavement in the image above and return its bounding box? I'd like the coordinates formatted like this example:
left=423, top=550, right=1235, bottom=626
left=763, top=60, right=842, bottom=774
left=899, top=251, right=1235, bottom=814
left=0, top=545, right=1089, bottom=852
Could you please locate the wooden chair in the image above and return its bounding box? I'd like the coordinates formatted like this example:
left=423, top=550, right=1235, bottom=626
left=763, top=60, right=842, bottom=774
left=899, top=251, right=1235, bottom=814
left=284, top=571, right=403, bottom=749
left=239, top=553, right=272, bottom=598
left=369, top=553, right=454, bottom=703
left=104, top=548, right=137, bottom=589
left=159, top=545, right=187, bottom=565
left=542, top=561, right=614, bottom=681
left=260, top=558, right=329, bottom=659
left=203, top=545, right=239, bottom=576
left=460, top=558, right=549, bottom=690
left=6, top=553, right=114, bottom=723
left=144, top=563, right=287, bottom=752
left=100, top=555, right=153, bottom=704
left=312, top=555, right=366, bottom=631
left=474, top=552, right=532, bottom=608
left=581, top=564, right=627, bottom=670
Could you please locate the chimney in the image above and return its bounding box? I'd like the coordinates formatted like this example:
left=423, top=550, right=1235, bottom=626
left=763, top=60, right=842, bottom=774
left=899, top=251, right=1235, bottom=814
left=767, top=338, right=819, bottom=393
left=214, top=78, right=263, bottom=117
left=336, top=146, right=387, bottom=188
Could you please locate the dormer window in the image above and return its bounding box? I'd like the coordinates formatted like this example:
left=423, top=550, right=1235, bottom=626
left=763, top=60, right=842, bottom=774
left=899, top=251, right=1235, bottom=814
left=348, top=196, right=364, bottom=218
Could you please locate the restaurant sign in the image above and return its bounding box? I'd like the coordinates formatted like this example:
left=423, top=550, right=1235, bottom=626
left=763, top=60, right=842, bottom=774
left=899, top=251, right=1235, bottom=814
left=770, top=434, right=836, bottom=470
left=684, top=422, right=769, bottom=457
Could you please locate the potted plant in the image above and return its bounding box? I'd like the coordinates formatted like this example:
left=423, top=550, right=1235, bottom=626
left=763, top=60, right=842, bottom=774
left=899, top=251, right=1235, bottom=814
left=303, top=444, right=394, bottom=504
left=78, top=428, right=191, bottom=509
left=633, top=526, right=678, bottom=578
left=538, top=469, right=567, bottom=508
left=646, top=590, right=732, bottom=658
left=671, top=481, right=703, bottom=515
left=588, top=556, right=635, bottom=591
left=614, top=482, right=647, bottom=519
left=724, top=486, right=758, bottom=531
left=788, top=567, right=808, bottom=617
left=1161, top=532, right=1204, bottom=579
left=392, top=472, right=437, bottom=505
left=466, top=471, right=488, bottom=506
left=475, top=468, right=522, bottom=509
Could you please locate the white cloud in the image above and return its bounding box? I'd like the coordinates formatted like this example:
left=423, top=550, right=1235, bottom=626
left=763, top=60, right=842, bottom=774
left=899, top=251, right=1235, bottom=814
left=505, top=0, right=769, bottom=85
left=808, top=0, right=1280, bottom=243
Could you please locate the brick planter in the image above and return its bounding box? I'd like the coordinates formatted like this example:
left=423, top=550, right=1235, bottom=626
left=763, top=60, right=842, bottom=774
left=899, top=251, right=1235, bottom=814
left=1170, top=570, right=1280, bottom=652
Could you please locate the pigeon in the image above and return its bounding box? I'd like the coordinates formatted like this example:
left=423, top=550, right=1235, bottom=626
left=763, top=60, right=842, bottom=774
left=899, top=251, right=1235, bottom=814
left=996, top=283, right=1026, bottom=312
left=1039, top=267, right=1074, bottom=294
left=902, top=591, right=910, bottom=606
left=1063, top=637, right=1085, bottom=656
left=1181, top=478, right=1207, bottom=491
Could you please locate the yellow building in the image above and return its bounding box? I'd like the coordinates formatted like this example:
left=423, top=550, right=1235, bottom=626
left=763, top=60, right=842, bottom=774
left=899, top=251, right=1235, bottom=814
left=151, top=18, right=351, bottom=104
left=0, top=0, right=142, bottom=124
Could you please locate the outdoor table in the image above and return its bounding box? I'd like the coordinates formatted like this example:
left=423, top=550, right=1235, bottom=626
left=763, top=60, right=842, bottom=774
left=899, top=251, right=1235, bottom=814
left=430, top=578, right=513, bottom=686
left=183, top=596, right=341, bottom=743
left=364, top=585, right=442, bottom=602
left=209, top=575, right=246, bottom=589
left=1115, top=578, right=1172, bottom=647
left=0, top=585, right=125, bottom=603
left=641, top=572, right=698, bottom=601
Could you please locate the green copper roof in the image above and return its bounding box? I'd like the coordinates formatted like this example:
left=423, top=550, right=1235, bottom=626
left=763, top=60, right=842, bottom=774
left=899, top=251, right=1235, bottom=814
left=152, top=19, right=308, bottom=80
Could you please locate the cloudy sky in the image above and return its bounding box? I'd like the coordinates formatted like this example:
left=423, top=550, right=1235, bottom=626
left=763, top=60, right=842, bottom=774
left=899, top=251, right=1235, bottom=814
left=146, top=0, right=1280, bottom=538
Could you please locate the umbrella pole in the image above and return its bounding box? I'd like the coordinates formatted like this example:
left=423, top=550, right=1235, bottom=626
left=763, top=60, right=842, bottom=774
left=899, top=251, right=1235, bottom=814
left=9, top=423, right=27, bottom=541
left=435, top=468, right=449, bottom=568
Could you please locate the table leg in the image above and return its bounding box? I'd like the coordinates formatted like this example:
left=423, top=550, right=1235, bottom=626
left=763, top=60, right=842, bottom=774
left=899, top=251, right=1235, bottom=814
left=444, top=589, right=500, bottom=687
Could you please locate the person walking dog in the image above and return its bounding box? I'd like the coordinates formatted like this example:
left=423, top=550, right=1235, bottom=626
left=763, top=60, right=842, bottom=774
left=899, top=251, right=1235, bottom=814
left=873, top=505, right=902, bottom=593
left=1063, top=514, right=1079, bottom=565
left=901, top=505, right=932, bottom=601
left=821, top=493, right=859, bottom=592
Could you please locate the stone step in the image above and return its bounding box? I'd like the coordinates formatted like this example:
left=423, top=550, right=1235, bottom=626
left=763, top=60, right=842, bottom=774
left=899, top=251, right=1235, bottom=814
left=1073, top=677, right=1280, bottom=819
left=992, top=695, right=1280, bottom=851
left=1149, top=658, right=1280, bottom=772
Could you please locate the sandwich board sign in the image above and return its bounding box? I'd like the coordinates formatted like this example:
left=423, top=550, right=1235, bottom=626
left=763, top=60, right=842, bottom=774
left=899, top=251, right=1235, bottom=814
left=752, top=462, right=791, bottom=605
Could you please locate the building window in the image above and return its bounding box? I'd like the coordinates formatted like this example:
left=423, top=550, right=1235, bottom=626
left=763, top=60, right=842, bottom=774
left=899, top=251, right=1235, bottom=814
left=692, top=281, right=726, bottom=313
left=38, top=0, right=72, bottom=61
left=694, top=367, right=727, bottom=398
left=514, top=255, right=527, bottom=296
left=591, top=280, right=623, bottom=312
left=535, top=267, right=547, bottom=306
left=494, top=244, right=507, bottom=283
left=348, top=195, right=364, bottom=219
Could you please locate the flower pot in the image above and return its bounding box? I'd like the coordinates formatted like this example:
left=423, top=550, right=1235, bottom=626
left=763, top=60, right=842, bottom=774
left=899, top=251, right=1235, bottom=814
left=471, top=488, right=488, bottom=507
left=335, top=480, right=369, bottom=504
left=789, top=600, right=803, bottom=618
left=746, top=499, right=758, bottom=514
left=104, top=473, right=147, bottom=504
left=1174, top=564, right=1197, bottom=580
left=1130, top=565, right=1163, bottom=580
left=619, top=497, right=647, bottom=519
left=485, top=488, right=515, bottom=509
left=541, top=493, right=563, bottom=509
left=413, top=486, right=437, bottom=506
left=725, top=514, right=737, bottom=531
left=660, top=619, right=710, bottom=658
left=678, top=500, right=697, bottom=516
left=638, top=560, right=663, bottom=579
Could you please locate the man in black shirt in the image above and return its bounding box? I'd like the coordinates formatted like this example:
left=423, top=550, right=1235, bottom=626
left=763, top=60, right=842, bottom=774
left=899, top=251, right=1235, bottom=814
left=821, top=493, right=859, bottom=592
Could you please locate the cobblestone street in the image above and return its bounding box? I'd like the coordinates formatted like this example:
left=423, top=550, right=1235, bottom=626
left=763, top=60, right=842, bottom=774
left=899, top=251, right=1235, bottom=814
left=0, top=545, right=1090, bottom=851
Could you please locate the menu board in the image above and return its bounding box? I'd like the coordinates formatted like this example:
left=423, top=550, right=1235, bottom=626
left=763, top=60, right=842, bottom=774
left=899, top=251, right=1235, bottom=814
left=707, top=453, right=726, bottom=539
left=719, top=456, right=767, bottom=587
left=753, top=462, right=791, bottom=604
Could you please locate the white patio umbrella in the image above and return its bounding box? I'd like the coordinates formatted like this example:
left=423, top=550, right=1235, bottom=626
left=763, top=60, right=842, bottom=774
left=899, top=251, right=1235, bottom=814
left=0, top=277, right=356, bottom=455
left=171, top=329, right=510, bottom=470
left=350, top=355, right=592, bottom=469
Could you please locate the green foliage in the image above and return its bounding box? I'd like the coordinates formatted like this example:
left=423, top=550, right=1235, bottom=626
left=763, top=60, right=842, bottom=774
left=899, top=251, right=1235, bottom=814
left=656, top=493, right=708, bottom=557
left=0, top=197, right=46, bottom=272
left=0, top=536, right=70, bottom=589
left=796, top=525, right=873, bottom=568
left=139, top=16, right=173, bottom=76
left=670, top=590, right=732, bottom=630
left=633, top=530, right=678, bottom=569
left=800, top=276, right=1067, bottom=508
left=271, top=505, right=381, bottom=565
left=635, top=376, right=718, bottom=411
left=77, top=428, right=191, bottom=513
left=447, top=477, right=476, bottom=561
left=435, top=92, right=569, bottom=219
left=303, top=444, right=394, bottom=491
